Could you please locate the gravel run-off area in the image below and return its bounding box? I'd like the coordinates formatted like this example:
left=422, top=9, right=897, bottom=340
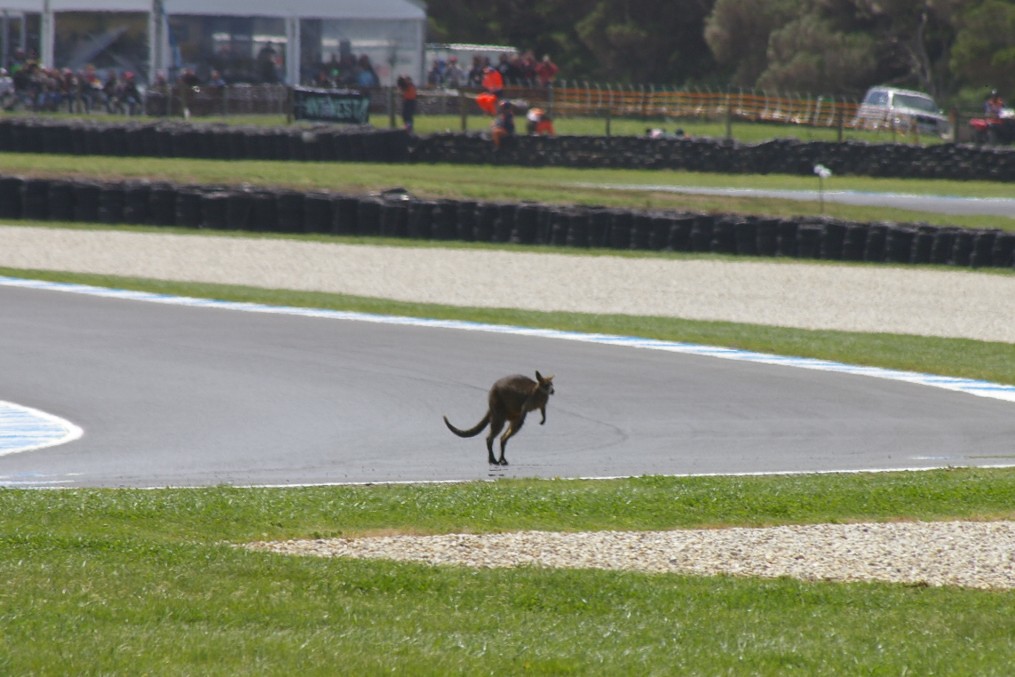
left=245, top=521, right=1015, bottom=590
left=3, top=224, right=1014, bottom=587
left=1, top=226, right=1014, bottom=343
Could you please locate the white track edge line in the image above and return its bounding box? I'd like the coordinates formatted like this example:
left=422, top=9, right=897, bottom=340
left=4, top=274, right=1013, bottom=406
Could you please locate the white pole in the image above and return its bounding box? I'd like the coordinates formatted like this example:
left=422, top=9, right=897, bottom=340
left=416, top=19, right=424, bottom=84
left=285, top=15, right=299, bottom=85
left=2, top=12, right=8, bottom=69
left=148, top=0, right=161, bottom=85
left=40, top=0, right=53, bottom=67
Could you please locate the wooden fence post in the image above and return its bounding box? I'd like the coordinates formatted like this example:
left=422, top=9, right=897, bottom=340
left=837, top=100, right=844, bottom=143
left=725, top=90, right=733, bottom=140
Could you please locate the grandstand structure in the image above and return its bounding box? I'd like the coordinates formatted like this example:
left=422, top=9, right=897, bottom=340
left=0, top=0, right=426, bottom=86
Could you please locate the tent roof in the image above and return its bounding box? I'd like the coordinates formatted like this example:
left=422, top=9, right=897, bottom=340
left=0, top=1, right=154, bottom=10
left=0, top=0, right=43, bottom=10
left=50, top=0, right=150, bottom=10
left=166, top=0, right=425, bottom=20
left=0, top=0, right=426, bottom=20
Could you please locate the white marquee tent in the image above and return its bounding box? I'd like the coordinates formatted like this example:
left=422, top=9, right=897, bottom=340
left=0, top=0, right=426, bottom=84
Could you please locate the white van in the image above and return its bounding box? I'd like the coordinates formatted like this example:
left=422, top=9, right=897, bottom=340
left=854, top=86, right=951, bottom=138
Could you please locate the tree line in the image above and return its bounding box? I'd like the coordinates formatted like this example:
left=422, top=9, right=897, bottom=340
left=426, top=0, right=1015, bottom=106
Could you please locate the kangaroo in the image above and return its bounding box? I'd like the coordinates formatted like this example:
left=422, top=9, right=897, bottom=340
left=443, top=371, right=555, bottom=466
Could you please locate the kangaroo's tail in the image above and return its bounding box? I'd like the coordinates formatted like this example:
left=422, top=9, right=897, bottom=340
left=444, top=412, right=490, bottom=438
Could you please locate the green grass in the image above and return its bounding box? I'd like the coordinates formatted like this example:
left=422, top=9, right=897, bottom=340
left=2, top=108, right=934, bottom=146
left=2, top=151, right=1014, bottom=231
left=1, top=471, right=1014, bottom=675
left=2, top=127, right=1014, bottom=673
left=406, top=112, right=944, bottom=145
left=1, top=237, right=1012, bottom=673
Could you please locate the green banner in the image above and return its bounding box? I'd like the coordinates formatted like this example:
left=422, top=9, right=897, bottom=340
left=292, top=87, right=370, bottom=124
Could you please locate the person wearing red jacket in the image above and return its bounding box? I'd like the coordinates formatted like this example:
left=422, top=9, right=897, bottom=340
left=535, top=55, right=558, bottom=87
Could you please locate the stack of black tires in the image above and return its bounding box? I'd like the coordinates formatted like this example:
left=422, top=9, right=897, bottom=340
left=2, top=174, right=1012, bottom=269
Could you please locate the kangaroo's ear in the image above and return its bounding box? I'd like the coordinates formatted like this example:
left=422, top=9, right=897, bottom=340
left=535, top=370, right=543, bottom=381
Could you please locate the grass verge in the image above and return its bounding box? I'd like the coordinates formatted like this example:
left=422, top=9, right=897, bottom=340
left=411, top=113, right=938, bottom=144
left=2, top=151, right=1014, bottom=231
left=2, top=156, right=1013, bottom=670
left=1, top=471, right=1013, bottom=674
left=0, top=110, right=934, bottom=145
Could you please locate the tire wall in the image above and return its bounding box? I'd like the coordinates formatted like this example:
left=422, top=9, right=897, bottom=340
left=0, top=118, right=409, bottom=163
left=4, top=117, right=1015, bottom=180
left=2, top=173, right=1012, bottom=270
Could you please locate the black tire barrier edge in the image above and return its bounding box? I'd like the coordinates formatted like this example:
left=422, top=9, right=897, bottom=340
left=0, top=180, right=1012, bottom=271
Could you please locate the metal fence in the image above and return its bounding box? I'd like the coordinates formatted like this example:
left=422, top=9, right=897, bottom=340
left=409, top=82, right=962, bottom=140
left=11, top=79, right=860, bottom=128
left=509, top=82, right=862, bottom=128
left=402, top=82, right=865, bottom=131
left=143, top=84, right=292, bottom=117
left=7, top=78, right=974, bottom=141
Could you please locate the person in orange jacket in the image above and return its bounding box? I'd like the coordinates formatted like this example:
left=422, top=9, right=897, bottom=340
left=481, top=65, right=504, bottom=99
left=396, top=75, right=417, bottom=131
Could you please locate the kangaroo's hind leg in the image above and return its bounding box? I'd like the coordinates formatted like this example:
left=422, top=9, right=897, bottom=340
left=497, top=414, right=526, bottom=466
left=486, top=415, right=506, bottom=465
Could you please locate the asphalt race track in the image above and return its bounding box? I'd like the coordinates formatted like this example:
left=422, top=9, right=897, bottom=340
left=2, top=283, right=1013, bottom=488
left=576, top=183, right=1015, bottom=218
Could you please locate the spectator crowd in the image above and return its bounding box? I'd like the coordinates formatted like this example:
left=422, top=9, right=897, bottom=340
left=0, top=44, right=560, bottom=126
left=427, top=49, right=558, bottom=89
left=305, top=47, right=381, bottom=89
left=2, top=49, right=143, bottom=115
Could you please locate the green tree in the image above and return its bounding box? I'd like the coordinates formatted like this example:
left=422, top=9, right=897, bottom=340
left=759, top=13, right=877, bottom=95
left=706, top=0, right=963, bottom=98
left=425, top=0, right=501, bottom=44
left=951, top=0, right=1015, bottom=99
left=426, top=0, right=600, bottom=81
left=425, top=0, right=1015, bottom=103
left=429, top=0, right=717, bottom=84
left=574, top=0, right=716, bottom=83
left=704, top=0, right=797, bottom=86
left=847, top=0, right=965, bottom=98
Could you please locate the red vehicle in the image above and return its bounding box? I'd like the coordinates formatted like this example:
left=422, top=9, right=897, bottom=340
left=969, top=109, right=1015, bottom=145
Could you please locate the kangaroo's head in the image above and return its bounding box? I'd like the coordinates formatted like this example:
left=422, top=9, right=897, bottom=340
left=535, top=370, right=555, bottom=396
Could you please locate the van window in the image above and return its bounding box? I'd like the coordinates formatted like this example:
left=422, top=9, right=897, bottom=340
left=864, top=90, right=888, bottom=106
left=892, top=93, right=938, bottom=113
